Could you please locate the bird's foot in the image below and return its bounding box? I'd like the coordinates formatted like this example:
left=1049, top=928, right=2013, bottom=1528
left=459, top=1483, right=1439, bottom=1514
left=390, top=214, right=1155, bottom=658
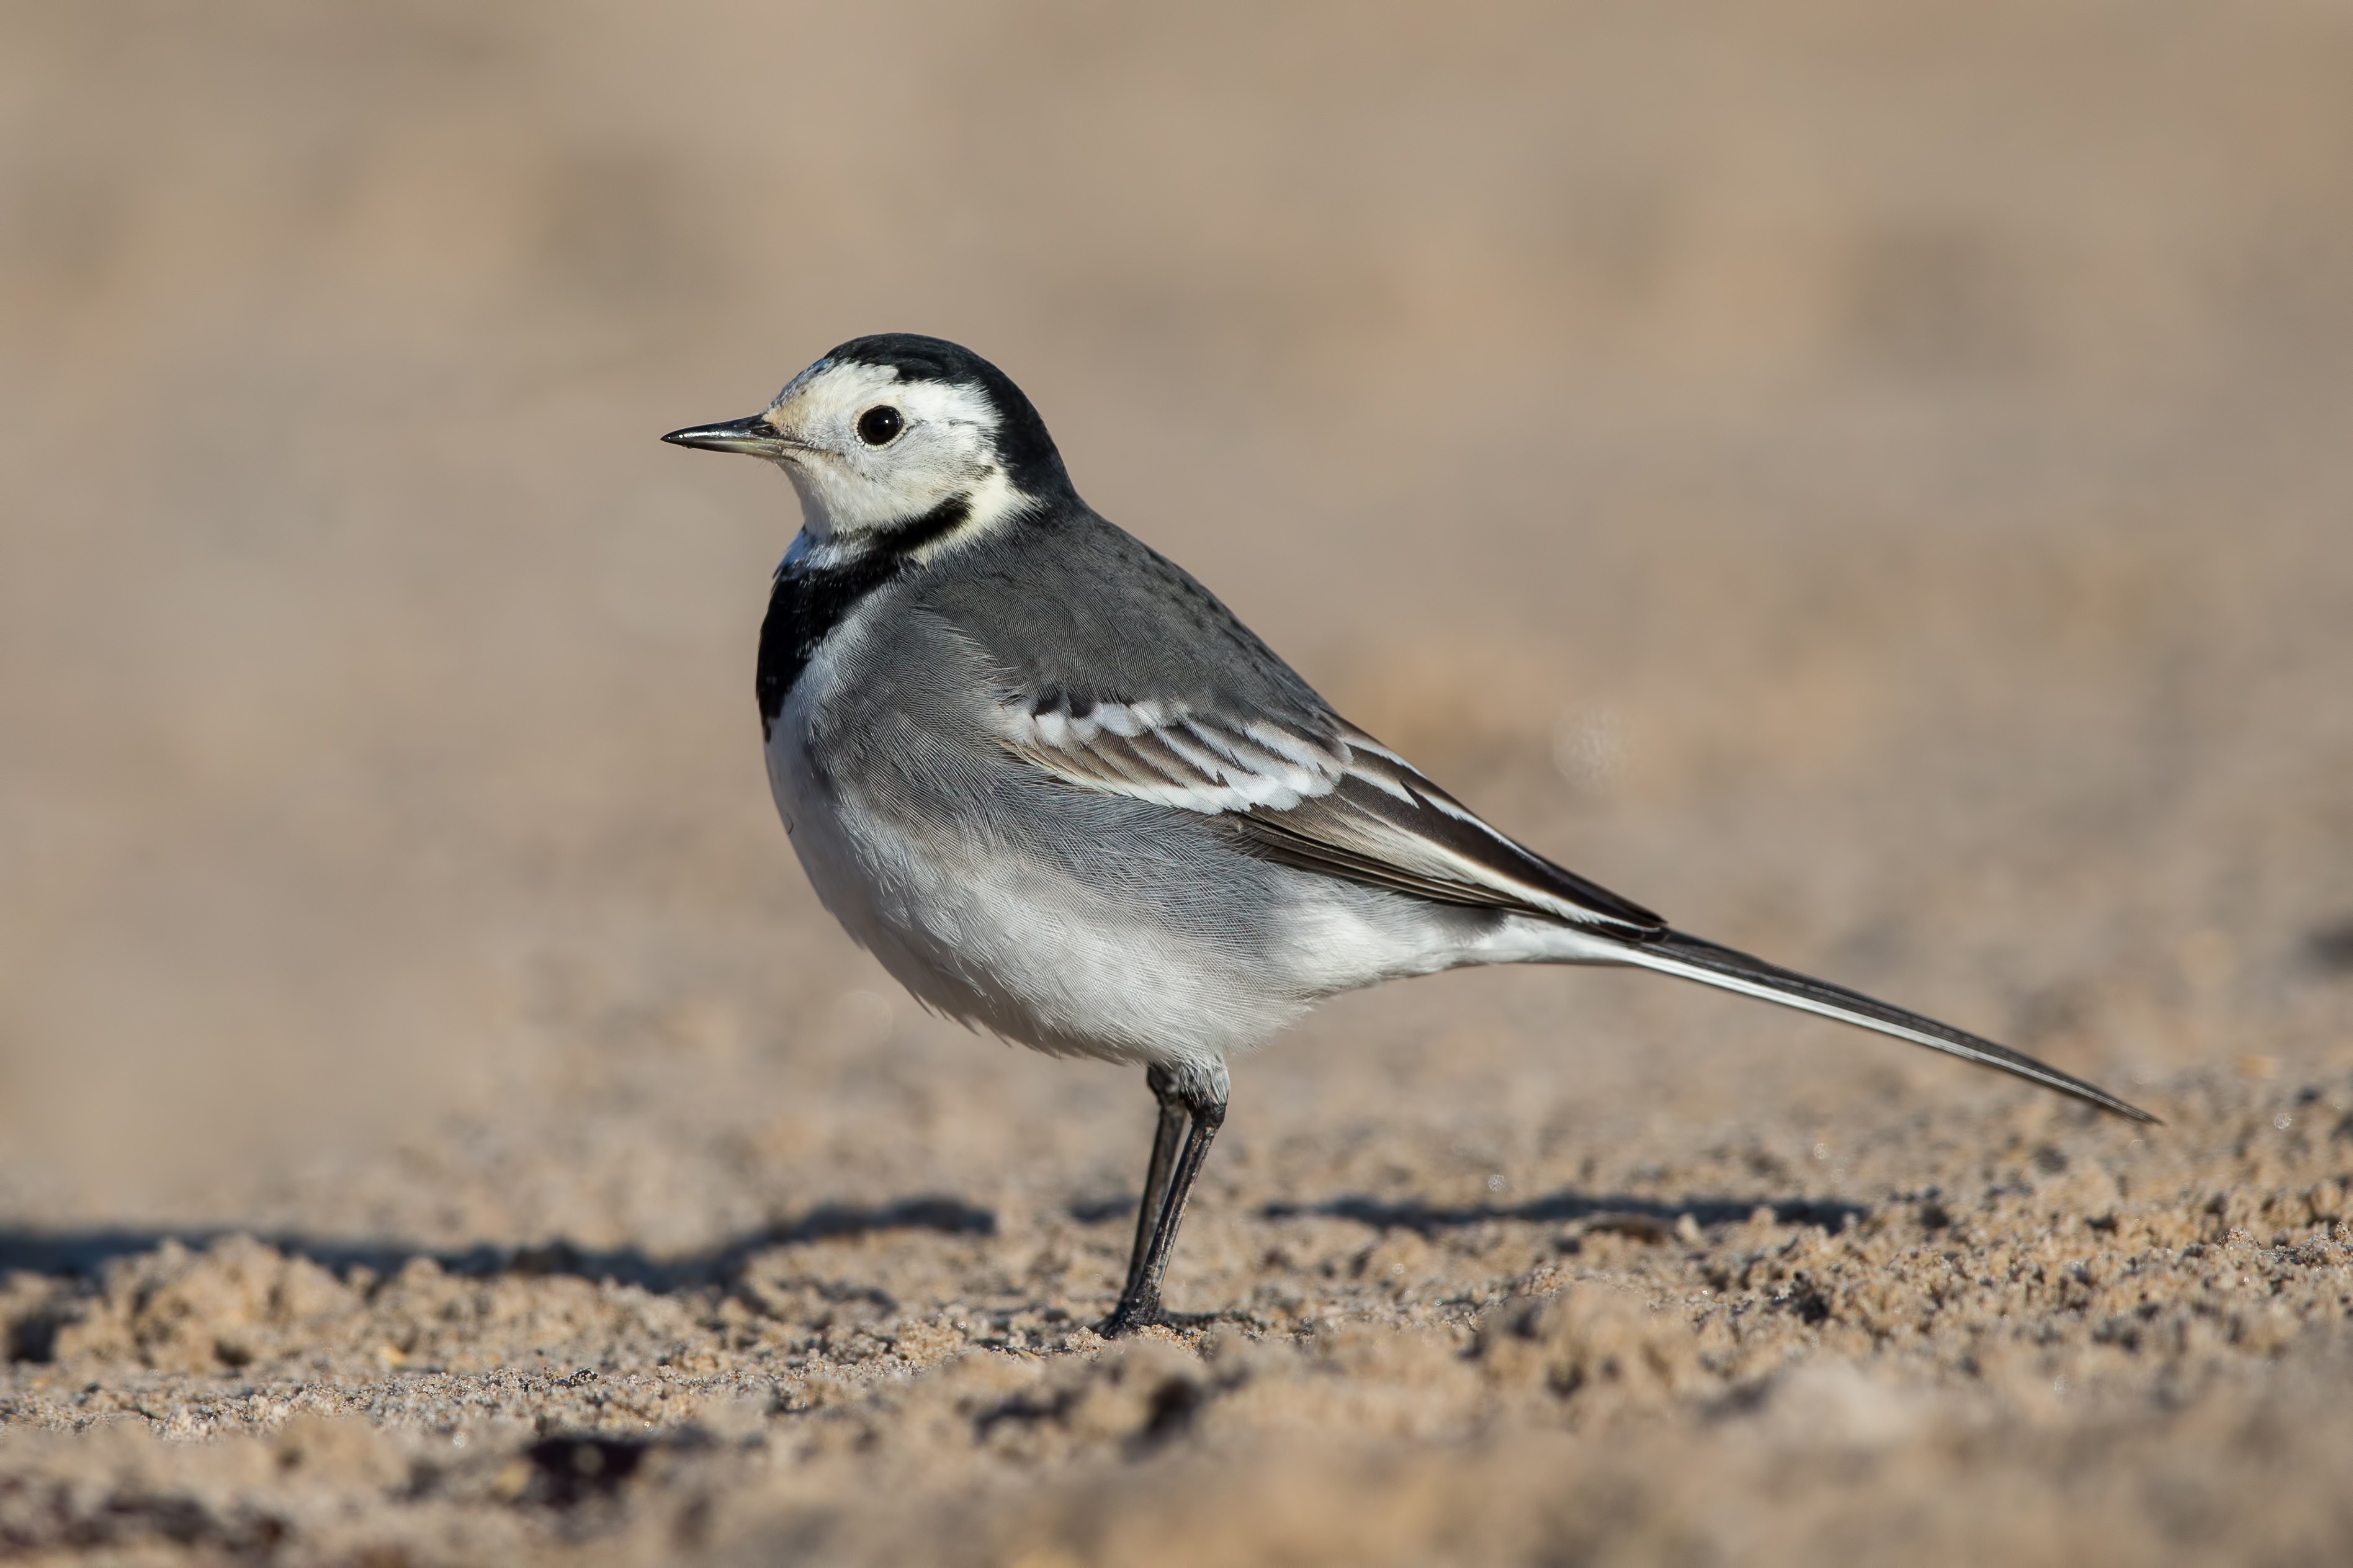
left=1098, top=1294, right=1162, bottom=1337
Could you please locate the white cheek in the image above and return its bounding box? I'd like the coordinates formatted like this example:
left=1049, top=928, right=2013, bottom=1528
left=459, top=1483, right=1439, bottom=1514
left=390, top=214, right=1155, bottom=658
left=769, top=366, right=1019, bottom=537
left=794, top=441, right=991, bottom=535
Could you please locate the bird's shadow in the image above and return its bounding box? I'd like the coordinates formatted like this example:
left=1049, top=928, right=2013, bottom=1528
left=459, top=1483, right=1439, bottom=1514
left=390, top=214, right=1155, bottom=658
left=1254, top=1188, right=1869, bottom=1236
left=0, top=1194, right=998, bottom=1300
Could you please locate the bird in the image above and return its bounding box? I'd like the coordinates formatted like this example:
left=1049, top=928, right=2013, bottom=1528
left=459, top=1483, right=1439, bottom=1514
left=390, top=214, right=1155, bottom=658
left=663, top=333, right=2154, bottom=1335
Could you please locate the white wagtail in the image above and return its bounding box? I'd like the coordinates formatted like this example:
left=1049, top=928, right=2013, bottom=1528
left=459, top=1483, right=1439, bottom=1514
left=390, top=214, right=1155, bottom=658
left=665, top=334, right=2153, bottom=1333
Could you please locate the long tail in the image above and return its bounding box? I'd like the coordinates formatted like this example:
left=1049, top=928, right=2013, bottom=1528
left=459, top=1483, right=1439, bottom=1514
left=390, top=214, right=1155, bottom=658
left=1608, top=928, right=2158, bottom=1123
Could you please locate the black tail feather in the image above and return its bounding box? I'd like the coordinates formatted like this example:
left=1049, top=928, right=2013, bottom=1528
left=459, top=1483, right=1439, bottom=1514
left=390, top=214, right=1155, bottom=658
left=1618, top=929, right=2158, bottom=1124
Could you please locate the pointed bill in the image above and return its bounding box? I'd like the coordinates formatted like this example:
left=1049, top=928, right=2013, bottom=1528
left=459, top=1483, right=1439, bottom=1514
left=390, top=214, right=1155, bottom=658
left=661, top=414, right=799, bottom=458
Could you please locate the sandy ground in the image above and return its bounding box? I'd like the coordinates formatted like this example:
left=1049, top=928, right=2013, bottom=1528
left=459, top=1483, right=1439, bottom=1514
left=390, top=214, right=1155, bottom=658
left=4, top=3, right=2353, bottom=1562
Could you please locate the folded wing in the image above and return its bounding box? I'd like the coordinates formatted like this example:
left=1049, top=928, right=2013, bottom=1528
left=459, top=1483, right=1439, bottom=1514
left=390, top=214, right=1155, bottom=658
left=990, top=693, right=1664, bottom=934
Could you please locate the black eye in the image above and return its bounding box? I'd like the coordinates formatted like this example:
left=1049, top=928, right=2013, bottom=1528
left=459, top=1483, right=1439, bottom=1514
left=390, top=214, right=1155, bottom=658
left=856, top=405, right=903, bottom=446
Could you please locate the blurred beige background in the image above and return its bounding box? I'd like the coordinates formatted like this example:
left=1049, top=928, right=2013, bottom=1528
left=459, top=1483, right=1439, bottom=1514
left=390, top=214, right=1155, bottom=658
left=2, top=0, right=2349, bottom=1208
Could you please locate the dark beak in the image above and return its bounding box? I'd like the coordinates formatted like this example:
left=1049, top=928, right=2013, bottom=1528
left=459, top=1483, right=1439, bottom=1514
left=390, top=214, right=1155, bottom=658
left=661, top=414, right=797, bottom=458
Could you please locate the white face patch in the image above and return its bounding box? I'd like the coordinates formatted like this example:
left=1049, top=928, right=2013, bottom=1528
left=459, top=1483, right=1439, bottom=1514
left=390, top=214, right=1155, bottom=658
left=757, top=359, right=1031, bottom=542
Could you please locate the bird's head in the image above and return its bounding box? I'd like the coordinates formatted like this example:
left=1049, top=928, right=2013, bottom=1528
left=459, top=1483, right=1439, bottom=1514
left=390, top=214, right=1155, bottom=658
left=663, top=334, right=1073, bottom=546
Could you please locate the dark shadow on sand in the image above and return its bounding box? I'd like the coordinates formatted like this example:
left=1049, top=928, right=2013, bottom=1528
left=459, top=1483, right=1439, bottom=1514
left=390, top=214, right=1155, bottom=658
left=1255, top=1188, right=1869, bottom=1235
left=0, top=1194, right=997, bottom=1297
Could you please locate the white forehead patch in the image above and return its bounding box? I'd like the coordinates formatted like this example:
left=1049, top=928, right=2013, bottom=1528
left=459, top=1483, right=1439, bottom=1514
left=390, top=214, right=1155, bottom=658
left=760, top=360, right=1026, bottom=541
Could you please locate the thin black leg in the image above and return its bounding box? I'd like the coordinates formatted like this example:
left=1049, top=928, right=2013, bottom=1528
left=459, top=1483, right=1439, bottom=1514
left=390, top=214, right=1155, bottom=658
left=1103, top=1065, right=1228, bottom=1335
left=1123, top=1066, right=1188, bottom=1296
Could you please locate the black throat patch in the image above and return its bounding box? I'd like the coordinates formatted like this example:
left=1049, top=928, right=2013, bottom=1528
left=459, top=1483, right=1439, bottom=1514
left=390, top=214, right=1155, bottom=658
left=755, top=495, right=973, bottom=739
